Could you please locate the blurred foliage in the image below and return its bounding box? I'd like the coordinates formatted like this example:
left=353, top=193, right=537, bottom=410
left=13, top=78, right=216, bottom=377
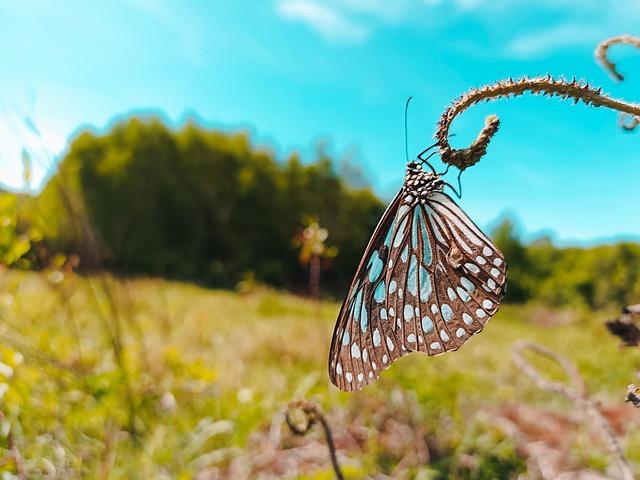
left=0, top=271, right=636, bottom=478
left=6, top=115, right=640, bottom=307
left=33, top=117, right=384, bottom=293
left=0, top=192, right=42, bottom=269
left=492, top=218, right=640, bottom=309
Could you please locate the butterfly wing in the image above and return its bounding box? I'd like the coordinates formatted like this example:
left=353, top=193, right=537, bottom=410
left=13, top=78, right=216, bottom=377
left=329, top=192, right=411, bottom=391
left=385, top=191, right=506, bottom=355
left=329, top=188, right=506, bottom=392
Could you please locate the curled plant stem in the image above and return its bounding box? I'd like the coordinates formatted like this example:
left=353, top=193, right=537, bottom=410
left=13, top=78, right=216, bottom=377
left=595, top=35, right=640, bottom=132
left=512, top=341, right=634, bottom=480
left=435, top=76, right=640, bottom=170
left=595, top=34, right=640, bottom=82
left=285, top=400, right=344, bottom=480
left=619, top=115, right=640, bottom=131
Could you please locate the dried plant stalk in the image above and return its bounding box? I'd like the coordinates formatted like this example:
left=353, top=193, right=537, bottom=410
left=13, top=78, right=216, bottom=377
left=595, top=35, right=640, bottom=132
left=595, top=34, right=640, bottom=82
left=512, top=341, right=634, bottom=480
left=436, top=76, right=640, bottom=170
left=285, top=400, right=344, bottom=480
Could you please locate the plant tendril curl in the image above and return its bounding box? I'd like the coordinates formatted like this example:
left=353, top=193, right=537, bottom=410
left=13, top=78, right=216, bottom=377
left=435, top=76, right=640, bottom=170
left=595, top=34, right=640, bottom=82
left=285, top=400, right=344, bottom=480
left=595, top=34, right=640, bottom=132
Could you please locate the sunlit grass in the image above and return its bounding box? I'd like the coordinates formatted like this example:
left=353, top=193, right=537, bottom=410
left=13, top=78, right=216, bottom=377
left=0, top=270, right=637, bottom=478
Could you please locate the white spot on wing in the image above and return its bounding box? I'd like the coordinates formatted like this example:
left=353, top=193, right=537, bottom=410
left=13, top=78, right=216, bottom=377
left=441, top=304, right=453, bottom=322
left=404, top=304, right=413, bottom=320
left=456, top=287, right=470, bottom=302
left=476, top=309, right=487, bottom=319
left=430, top=342, right=441, bottom=350
left=373, top=329, right=381, bottom=347
left=386, top=336, right=395, bottom=351
left=351, top=343, right=361, bottom=358
left=456, top=328, right=466, bottom=338
left=463, top=313, right=473, bottom=325
left=460, top=277, right=475, bottom=293
left=407, top=333, right=416, bottom=343
left=440, top=330, right=450, bottom=342
left=465, top=263, right=480, bottom=274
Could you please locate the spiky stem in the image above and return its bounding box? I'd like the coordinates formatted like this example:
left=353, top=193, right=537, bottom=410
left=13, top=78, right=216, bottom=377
left=595, top=34, right=640, bottom=82
left=436, top=76, right=640, bottom=170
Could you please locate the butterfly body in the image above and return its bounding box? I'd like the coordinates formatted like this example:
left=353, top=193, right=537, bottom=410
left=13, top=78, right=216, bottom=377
left=402, top=161, right=445, bottom=203
left=329, top=160, right=507, bottom=392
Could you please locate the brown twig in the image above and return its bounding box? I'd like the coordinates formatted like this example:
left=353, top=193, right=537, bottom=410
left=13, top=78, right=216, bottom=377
left=595, top=34, right=640, bottom=82
left=435, top=76, right=640, bottom=170
left=512, top=341, right=634, bottom=480
left=285, top=400, right=344, bottom=480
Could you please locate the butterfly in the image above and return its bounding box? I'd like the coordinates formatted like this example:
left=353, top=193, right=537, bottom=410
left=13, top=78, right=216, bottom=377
left=328, top=158, right=506, bottom=391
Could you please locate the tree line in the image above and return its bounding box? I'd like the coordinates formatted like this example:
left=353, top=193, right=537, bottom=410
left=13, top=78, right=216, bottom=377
left=4, top=116, right=639, bottom=307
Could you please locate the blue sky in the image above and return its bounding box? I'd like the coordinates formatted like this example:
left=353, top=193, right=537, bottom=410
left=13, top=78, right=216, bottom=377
left=0, top=0, right=639, bottom=244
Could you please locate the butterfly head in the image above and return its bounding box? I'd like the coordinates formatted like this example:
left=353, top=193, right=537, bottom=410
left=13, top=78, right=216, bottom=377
left=404, top=161, right=445, bottom=199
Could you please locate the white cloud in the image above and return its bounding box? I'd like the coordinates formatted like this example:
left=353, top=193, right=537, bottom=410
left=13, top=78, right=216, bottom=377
left=277, top=0, right=367, bottom=43
left=508, top=23, right=606, bottom=58
left=275, top=0, right=640, bottom=47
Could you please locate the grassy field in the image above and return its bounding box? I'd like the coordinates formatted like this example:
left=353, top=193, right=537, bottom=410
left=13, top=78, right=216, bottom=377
left=0, top=270, right=639, bottom=479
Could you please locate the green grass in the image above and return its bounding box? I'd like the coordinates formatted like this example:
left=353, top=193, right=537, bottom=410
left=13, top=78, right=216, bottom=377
left=0, top=270, right=638, bottom=478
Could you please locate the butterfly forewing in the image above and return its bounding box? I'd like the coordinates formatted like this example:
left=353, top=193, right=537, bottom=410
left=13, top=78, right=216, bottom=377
left=329, top=193, right=407, bottom=392
left=329, top=167, right=506, bottom=392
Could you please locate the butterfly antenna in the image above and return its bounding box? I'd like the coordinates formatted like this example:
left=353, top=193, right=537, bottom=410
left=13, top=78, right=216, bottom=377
left=404, top=96, right=413, bottom=163
left=444, top=170, right=463, bottom=199
left=419, top=150, right=438, bottom=174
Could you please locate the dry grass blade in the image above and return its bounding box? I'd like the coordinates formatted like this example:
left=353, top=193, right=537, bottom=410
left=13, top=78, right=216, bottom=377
left=512, top=341, right=634, bottom=480
left=285, top=400, right=344, bottom=480
left=436, top=76, right=640, bottom=170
